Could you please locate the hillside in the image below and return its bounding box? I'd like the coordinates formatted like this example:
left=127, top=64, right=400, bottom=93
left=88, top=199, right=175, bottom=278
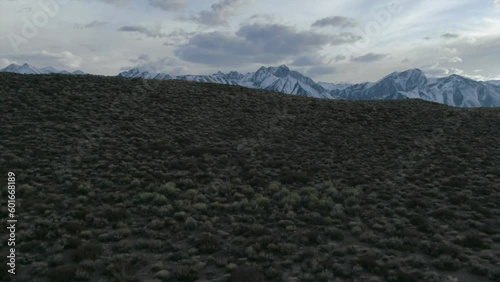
left=0, top=73, right=499, bottom=282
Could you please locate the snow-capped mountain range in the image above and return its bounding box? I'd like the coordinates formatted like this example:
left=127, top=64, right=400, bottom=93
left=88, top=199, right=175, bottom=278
left=2, top=63, right=500, bottom=107
left=0, top=63, right=85, bottom=75
left=120, top=65, right=500, bottom=107
left=330, top=69, right=500, bottom=107
left=120, top=65, right=331, bottom=98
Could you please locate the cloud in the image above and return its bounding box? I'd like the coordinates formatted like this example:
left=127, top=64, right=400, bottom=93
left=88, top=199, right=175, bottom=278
left=307, top=66, right=337, bottom=76
left=334, top=55, right=346, bottom=62
left=441, top=33, right=460, bottom=39
left=495, top=0, right=500, bottom=7
left=36, top=50, right=83, bottom=68
left=6, top=50, right=82, bottom=69
left=163, top=28, right=196, bottom=46
left=89, top=0, right=184, bottom=10
left=147, top=0, right=185, bottom=11
left=422, top=62, right=449, bottom=76
left=448, top=56, right=463, bottom=63
left=401, top=58, right=410, bottom=63
left=442, top=47, right=458, bottom=54
left=185, top=0, right=252, bottom=26
left=0, top=58, right=18, bottom=68
left=87, top=0, right=130, bottom=5
left=118, top=25, right=165, bottom=38
left=421, top=62, right=464, bottom=77
left=311, top=16, right=358, bottom=28
left=122, top=55, right=187, bottom=74
left=350, top=53, right=388, bottom=62
left=175, top=23, right=362, bottom=66
left=74, top=21, right=107, bottom=29
left=291, top=55, right=332, bottom=66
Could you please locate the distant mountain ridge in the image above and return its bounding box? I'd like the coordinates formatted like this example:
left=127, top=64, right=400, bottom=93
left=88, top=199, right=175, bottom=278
left=120, top=65, right=500, bottom=107
left=0, top=63, right=85, bottom=75
left=330, top=69, right=500, bottom=107
left=120, top=65, right=330, bottom=98
left=3, top=62, right=500, bottom=107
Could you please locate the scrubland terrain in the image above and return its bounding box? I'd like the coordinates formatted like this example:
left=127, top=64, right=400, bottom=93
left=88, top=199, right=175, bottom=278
left=0, top=73, right=499, bottom=282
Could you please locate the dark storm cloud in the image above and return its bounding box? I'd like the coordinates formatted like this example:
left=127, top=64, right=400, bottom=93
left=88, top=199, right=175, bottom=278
left=311, top=16, right=358, bottom=28
left=351, top=53, right=388, bottom=62
left=174, top=23, right=362, bottom=66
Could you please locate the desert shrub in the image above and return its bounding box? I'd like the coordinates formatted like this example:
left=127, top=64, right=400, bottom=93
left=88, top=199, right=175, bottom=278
left=73, top=243, right=103, bottom=262
left=281, top=192, right=301, bottom=207
left=174, top=211, right=187, bottom=220
left=48, top=254, right=65, bottom=267
left=48, top=264, right=78, bottom=282
left=409, top=215, right=432, bottom=233
left=192, top=202, right=207, bottom=212
left=468, top=259, right=489, bottom=276
left=230, top=265, right=264, bottom=282
left=185, top=217, right=198, bottom=230
left=18, top=183, right=36, bottom=197
left=457, top=233, right=485, bottom=249
left=390, top=270, right=423, bottom=282
left=432, top=255, right=461, bottom=271
left=356, top=255, right=386, bottom=276
left=75, top=268, right=91, bottom=281
left=195, top=233, right=220, bottom=254
left=430, top=208, right=455, bottom=220
left=138, top=192, right=168, bottom=205
left=65, top=220, right=84, bottom=235
left=255, top=196, right=271, bottom=208
left=103, top=207, right=128, bottom=222
left=326, top=227, right=344, bottom=241
left=268, top=181, right=282, bottom=193
left=171, top=265, right=199, bottom=282
left=351, top=226, right=363, bottom=236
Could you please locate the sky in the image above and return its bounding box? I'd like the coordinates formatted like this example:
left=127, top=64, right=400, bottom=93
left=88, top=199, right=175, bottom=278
left=1, top=0, right=500, bottom=83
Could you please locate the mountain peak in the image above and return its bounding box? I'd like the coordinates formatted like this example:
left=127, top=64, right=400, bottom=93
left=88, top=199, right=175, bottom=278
left=277, top=64, right=289, bottom=70
left=272, top=64, right=291, bottom=77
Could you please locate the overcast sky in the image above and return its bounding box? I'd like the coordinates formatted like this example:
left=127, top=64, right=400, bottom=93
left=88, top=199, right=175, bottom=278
left=1, top=0, right=500, bottom=83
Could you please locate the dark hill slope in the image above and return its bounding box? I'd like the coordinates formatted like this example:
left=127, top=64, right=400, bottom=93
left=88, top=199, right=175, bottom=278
left=0, top=73, right=499, bottom=282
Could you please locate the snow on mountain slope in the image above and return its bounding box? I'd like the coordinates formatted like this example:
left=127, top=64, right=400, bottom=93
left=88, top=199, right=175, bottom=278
left=486, top=80, right=500, bottom=86
left=119, top=65, right=500, bottom=106
left=0, top=63, right=85, bottom=75
left=1, top=63, right=44, bottom=74
left=333, top=70, right=500, bottom=107
left=119, top=65, right=332, bottom=98
left=318, top=82, right=352, bottom=91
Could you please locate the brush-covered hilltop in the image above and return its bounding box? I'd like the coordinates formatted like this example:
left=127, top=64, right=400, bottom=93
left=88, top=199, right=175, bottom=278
left=0, top=73, right=499, bottom=282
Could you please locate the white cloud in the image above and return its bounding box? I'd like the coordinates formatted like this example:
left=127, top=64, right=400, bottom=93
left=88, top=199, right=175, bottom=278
left=0, top=58, right=18, bottom=68
left=448, top=56, right=463, bottom=63
left=1, top=0, right=499, bottom=82
left=36, top=50, right=83, bottom=69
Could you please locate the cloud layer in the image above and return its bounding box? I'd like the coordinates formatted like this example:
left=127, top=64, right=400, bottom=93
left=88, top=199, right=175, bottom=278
left=1, top=0, right=499, bottom=82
